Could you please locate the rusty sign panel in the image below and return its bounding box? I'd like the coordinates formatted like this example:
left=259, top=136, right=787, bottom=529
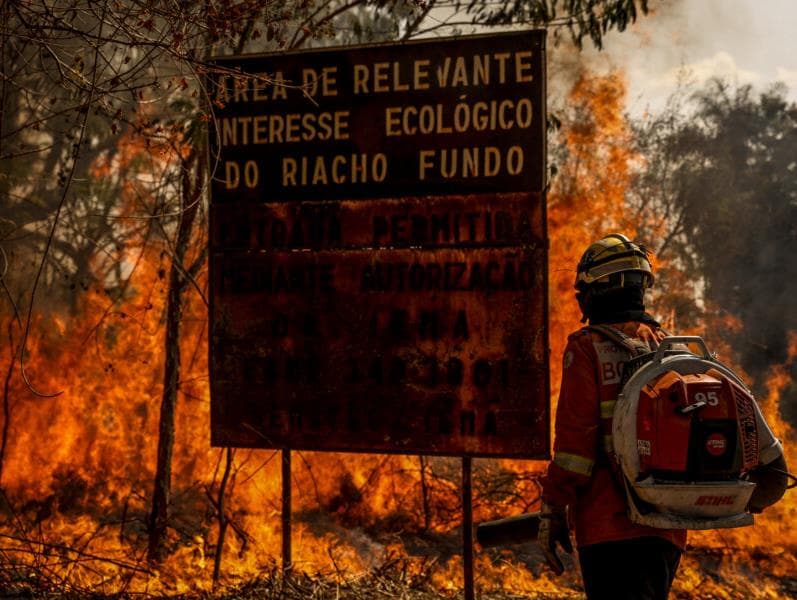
left=209, top=31, right=549, bottom=458
left=208, top=31, right=545, bottom=201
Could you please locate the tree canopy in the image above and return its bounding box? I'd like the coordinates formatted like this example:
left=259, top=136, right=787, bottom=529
left=460, top=0, right=648, bottom=48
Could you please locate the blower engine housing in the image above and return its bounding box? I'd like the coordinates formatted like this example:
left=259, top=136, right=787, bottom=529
left=612, top=337, right=781, bottom=529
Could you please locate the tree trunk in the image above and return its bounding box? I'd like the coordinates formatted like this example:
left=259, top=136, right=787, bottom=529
left=212, top=447, right=234, bottom=584
left=0, top=324, right=16, bottom=487
left=147, top=152, right=203, bottom=562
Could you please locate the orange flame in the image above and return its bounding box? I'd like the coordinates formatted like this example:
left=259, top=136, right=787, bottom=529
left=0, top=70, right=794, bottom=598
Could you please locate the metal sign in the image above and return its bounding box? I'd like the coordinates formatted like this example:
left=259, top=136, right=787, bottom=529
left=209, top=31, right=544, bottom=202
left=208, top=31, right=549, bottom=458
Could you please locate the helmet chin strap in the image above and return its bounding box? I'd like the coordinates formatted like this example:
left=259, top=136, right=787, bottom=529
left=576, top=290, right=589, bottom=323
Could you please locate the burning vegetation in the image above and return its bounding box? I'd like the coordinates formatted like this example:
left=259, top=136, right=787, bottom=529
left=1, top=38, right=797, bottom=600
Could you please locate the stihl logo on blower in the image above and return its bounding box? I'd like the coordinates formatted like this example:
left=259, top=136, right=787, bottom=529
left=705, top=433, right=727, bottom=457
left=695, top=495, right=735, bottom=506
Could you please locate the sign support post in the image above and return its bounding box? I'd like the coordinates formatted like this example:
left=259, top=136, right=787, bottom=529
left=282, top=448, right=292, bottom=574
left=462, top=456, right=474, bottom=600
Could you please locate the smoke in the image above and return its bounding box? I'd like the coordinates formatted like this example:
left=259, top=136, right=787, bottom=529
left=578, top=0, right=797, bottom=115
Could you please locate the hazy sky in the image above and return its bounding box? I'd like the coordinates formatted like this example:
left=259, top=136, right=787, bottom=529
left=588, top=0, right=797, bottom=114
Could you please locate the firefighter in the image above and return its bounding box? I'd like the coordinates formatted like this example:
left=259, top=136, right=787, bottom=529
left=539, top=233, right=685, bottom=600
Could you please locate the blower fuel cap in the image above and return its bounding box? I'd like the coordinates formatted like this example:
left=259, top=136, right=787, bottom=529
left=705, top=433, right=728, bottom=456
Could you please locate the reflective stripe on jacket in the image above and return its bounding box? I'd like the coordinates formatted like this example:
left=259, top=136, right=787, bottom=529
left=541, top=320, right=688, bottom=550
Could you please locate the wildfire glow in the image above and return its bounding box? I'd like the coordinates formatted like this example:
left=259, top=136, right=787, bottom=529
left=0, top=70, right=794, bottom=599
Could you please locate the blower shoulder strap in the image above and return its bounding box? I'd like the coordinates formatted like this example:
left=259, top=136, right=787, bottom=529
left=587, top=324, right=651, bottom=357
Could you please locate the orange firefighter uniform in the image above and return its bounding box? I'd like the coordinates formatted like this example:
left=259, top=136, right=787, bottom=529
left=541, top=320, right=688, bottom=551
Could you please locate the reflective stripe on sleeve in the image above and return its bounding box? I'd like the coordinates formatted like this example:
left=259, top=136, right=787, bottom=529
left=600, top=400, right=616, bottom=419
left=553, top=452, right=594, bottom=477
left=603, top=435, right=614, bottom=454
